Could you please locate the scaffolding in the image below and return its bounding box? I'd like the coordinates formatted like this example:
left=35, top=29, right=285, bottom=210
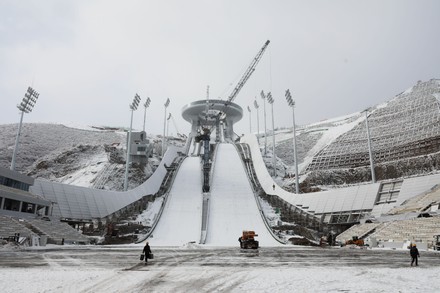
left=306, top=79, right=440, bottom=172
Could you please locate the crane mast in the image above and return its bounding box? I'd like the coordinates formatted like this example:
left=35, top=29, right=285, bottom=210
left=227, top=40, right=270, bottom=102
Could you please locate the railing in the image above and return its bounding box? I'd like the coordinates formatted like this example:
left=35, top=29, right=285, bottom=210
left=233, top=143, right=286, bottom=244
left=236, top=143, right=325, bottom=233
left=135, top=154, right=187, bottom=243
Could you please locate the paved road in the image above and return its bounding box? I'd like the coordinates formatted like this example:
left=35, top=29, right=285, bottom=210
left=1, top=246, right=439, bottom=292
left=1, top=246, right=438, bottom=269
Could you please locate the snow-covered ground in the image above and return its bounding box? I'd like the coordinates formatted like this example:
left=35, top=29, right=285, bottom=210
left=1, top=245, right=439, bottom=293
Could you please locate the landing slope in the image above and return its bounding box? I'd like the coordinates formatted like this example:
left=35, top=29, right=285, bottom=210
left=206, top=143, right=280, bottom=246
left=148, top=156, right=202, bottom=246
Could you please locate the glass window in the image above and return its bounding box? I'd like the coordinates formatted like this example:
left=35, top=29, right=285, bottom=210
left=376, top=181, right=403, bottom=204
left=4, top=198, right=21, bottom=211
left=21, top=202, right=35, bottom=213
left=0, top=175, right=30, bottom=191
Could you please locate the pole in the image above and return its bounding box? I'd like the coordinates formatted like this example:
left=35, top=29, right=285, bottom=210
left=292, top=105, right=299, bottom=194
left=10, top=111, right=25, bottom=171
left=271, top=102, right=276, bottom=177
left=11, top=86, right=39, bottom=171
left=167, top=114, right=171, bottom=138
left=162, top=100, right=169, bottom=157
left=143, top=105, right=147, bottom=133
left=256, top=103, right=260, bottom=142
left=248, top=106, right=252, bottom=134
left=262, top=94, right=267, bottom=155
left=124, top=109, right=134, bottom=191
left=162, top=106, right=167, bottom=156
left=365, top=111, right=376, bottom=183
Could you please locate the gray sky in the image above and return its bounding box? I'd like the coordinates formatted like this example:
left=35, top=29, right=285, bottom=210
left=1, top=0, right=439, bottom=136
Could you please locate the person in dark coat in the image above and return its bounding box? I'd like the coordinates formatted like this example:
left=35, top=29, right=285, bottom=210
left=143, top=242, right=152, bottom=264
left=410, top=243, right=420, bottom=266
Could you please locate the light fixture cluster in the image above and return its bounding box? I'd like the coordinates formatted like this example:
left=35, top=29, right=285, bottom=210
left=285, top=89, right=294, bottom=107
left=130, top=93, right=141, bottom=111
left=18, top=87, right=39, bottom=113
left=267, top=92, right=274, bottom=104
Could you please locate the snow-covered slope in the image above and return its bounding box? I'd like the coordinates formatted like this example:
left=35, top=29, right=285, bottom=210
left=148, top=156, right=203, bottom=246
left=206, top=143, right=280, bottom=246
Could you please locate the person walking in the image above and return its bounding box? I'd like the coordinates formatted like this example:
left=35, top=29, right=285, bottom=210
left=143, top=242, right=152, bottom=265
left=410, top=243, right=420, bottom=266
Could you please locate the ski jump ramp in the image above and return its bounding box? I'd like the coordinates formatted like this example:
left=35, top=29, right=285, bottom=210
left=149, top=143, right=281, bottom=247
left=148, top=156, right=203, bottom=246
left=206, top=143, right=280, bottom=246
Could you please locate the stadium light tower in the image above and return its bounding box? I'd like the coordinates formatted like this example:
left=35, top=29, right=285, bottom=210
left=11, top=86, right=39, bottom=171
left=260, top=90, right=268, bottom=155
left=162, top=98, right=170, bottom=157
left=253, top=99, right=260, bottom=143
left=142, top=97, right=151, bottom=133
left=124, top=93, right=141, bottom=191
left=267, top=92, right=277, bottom=177
left=247, top=106, right=252, bottom=133
left=364, top=109, right=376, bottom=183
left=166, top=113, right=172, bottom=138
left=285, top=89, right=299, bottom=194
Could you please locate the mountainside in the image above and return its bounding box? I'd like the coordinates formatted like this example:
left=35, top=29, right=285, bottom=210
left=265, top=79, right=440, bottom=192
left=0, top=123, right=173, bottom=190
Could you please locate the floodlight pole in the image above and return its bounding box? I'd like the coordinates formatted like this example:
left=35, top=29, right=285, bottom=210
left=124, top=93, right=141, bottom=191
left=254, top=99, right=260, bottom=143
left=162, top=98, right=170, bottom=157
left=285, top=89, right=299, bottom=194
left=365, top=110, right=376, bottom=183
left=11, top=86, right=39, bottom=171
left=247, top=106, right=252, bottom=133
left=166, top=113, right=172, bottom=138
left=261, top=90, right=268, bottom=155
left=267, top=92, right=276, bottom=177
left=143, top=97, right=151, bottom=133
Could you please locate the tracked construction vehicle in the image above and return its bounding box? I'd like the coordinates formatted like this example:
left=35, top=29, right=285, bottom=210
left=345, top=236, right=364, bottom=246
left=239, top=230, right=259, bottom=249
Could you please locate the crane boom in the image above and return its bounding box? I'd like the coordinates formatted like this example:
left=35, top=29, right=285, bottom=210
left=227, top=40, right=270, bottom=102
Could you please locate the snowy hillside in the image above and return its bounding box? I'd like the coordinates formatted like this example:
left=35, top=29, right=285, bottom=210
left=0, top=123, right=184, bottom=190
left=260, top=79, right=440, bottom=192
left=1, top=79, right=439, bottom=192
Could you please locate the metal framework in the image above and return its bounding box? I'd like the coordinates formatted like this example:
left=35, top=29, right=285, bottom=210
left=227, top=40, right=270, bottom=103
left=306, top=79, right=440, bottom=171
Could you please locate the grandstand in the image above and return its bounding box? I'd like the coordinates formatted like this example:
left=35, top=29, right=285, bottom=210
left=336, top=182, right=440, bottom=249
left=0, top=215, right=89, bottom=245
left=306, top=79, right=440, bottom=171
left=26, top=218, right=90, bottom=244
left=0, top=215, right=38, bottom=243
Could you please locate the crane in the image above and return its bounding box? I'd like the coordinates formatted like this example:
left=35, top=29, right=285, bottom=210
left=227, top=40, right=270, bottom=103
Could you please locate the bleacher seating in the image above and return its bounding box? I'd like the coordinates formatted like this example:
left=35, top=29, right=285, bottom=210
left=387, top=184, right=440, bottom=215
left=27, top=218, right=90, bottom=244
left=306, top=79, right=440, bottom=171
left=336, top=222, right=383, bottom=243
left=369, top=216, right=440, bottom=247
left=0, top=215, right=38, bottom=241
left=0, top=215, right=90, bottom=245
left=337, top=216, right=440, bottom=248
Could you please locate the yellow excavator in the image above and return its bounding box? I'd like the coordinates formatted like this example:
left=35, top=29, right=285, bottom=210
left=239, top=230, right=259, bottom=249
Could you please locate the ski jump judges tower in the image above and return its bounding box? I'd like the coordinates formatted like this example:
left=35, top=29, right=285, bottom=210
left=182, top=99, right=243, bottom=193
left=182, top=99, right=243, bottom=143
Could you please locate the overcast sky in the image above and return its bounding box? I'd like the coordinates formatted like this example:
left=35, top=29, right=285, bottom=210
left=1, top=0, right=439, bottom=136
